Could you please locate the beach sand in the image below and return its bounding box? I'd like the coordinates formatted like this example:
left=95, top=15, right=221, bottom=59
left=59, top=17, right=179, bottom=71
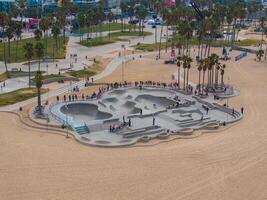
left=0, top=48, right=267, bottom=200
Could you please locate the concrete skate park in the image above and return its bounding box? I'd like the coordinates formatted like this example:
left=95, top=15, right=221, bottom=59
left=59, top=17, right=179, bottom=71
left=49, top=85, right=243, bottom=147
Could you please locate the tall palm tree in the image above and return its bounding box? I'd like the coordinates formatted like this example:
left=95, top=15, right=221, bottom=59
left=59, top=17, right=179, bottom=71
left=24, top=43, right=34, bottom=88
left=14, top=22, right=23, bottom=62
left=35, top=42, right=44, bottom=71
left=176, top=56, right=182, bottom=89
left=120, top=2, right=127, bottom=32
left=0, top=13, right=9, bottom=75
left=51, top=24, right=61, bottom=50
left=135, top=5, right=148, bottom=36
left=259, top=17, right=266, bottom=50
left=35, top=70, right=43, bottom=115
left=6, top=22, right=15, bottom=58
left=39, top=17, right=50, bottom=52
left=264, top=28, right=267, bottom=60
left=220, top=64, right=226, bottom=86
left=34, top=28, right=42, bottom=42
left=77, top=12, right=85, bottom=42
left=185, top=56, right=193, bottom=89
left=197, top=60, right=203, bottom=90
left=107, top=11, right=114, bottom=40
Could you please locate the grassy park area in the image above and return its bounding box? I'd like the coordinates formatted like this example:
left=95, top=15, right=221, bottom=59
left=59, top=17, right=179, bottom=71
left=0, top=37, right=69, bottom=63
left=134, top=38, right=262, bottom=52
left=79, top=31, right=152, bottom=47
left=67, top=59, right=106, bottom=78
left=72, top=23, right=136, bottom=34
left=0, top=71, right=44, bottom=82
left=0, top=88, right=48, bottom=106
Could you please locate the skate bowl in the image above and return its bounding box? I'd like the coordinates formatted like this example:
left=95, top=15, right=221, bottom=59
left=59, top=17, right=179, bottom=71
left=49, top=86, right=243, bottom=147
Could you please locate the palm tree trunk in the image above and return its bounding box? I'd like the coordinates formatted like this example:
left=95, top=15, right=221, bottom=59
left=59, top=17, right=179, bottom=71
left=183, top=68, right=186, bottom=90
left=178, top=67, right=180, bottom=89
left=3, top=42, right=8, bottom=76
left=198, top=70, right=201, bottom=89
left=165, top=26, right=168, bottom=53
left=186, top=68, right=189, bottom=89
left=16, top=38, right=19, bottom=61
left=109, top=22, right=111, bottom=40
left=8, top=39, right=10, bottom=57
left=37, top=86, right=41, bottom=114
left=28, top=61, right=31, bottom=88
left=202, top=71, right=206, bottom=90
left=158, top=25, right=163, bottom=59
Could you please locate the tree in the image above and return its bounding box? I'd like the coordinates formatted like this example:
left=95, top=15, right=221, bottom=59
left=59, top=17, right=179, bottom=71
left=35, top=70, right=43, bottom=115
left=176, top=56, right=182, bottom=89
left=259, top=17, right=266, bottom=50
left=256, top=49, right=264, bottom=61
left=35, top=42, right=44, bottom=70
left=120, top=2, right=127, bottom=32
left=6, top=22, right=15, bottom=58
left=107, top=12, right=114, bottom=40
left=77, top=12, right=86, bottom=42
left=135, top=5, right=148, bottom=36
left=39, top=17, right=50, bottom=51
left=24, top=43, right=34, bottom=88
left=51, top=24, right=61, bottom=49
left=14, top=22, right=23, bottom=62
left=220, top=64, right=226, bottom=86
left=34, top=28, right=43, bottom=42
left=197, top=60, right=203, bottom=90
left=0, top=13, right=9, bottom=75
left=264, top=28, right=267, bottom=60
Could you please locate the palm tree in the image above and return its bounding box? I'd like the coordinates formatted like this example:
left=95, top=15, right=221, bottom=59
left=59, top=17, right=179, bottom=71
left=51, top=24, right=61, bottom=50
left=35, top=42, right=44, bottom=70
left=264, top=28, right=267, bottom=60
left=256, top=49, right=264, bottom=61
left=6, top=22, right=15, bottom=58
left=35, top=70, right=43, bottom=115
left=259, top=17, right=266, bottom=50
left=202, top=58, right=208, bottom=90
left=181, top=56, right=187, bottom=90
left=220, top=64, right=226, bottom=86
left=176, top=56, right=182, bottom=89
left=185, top=56, right=193, bottom=89
left=107, top=12, right=114, bottom=40
left=0, top=13, right=9, bottom=76
left=197, top=60, right=203, bottom=90
left=120, top=2, right=127, bottom=32
left=14, top=22, right=23, bottom=62
left=39, top=17, right=50, bottom=51
left=24, top=43, right=34, bottom=88
left=135, top=5, right=148, bottom=36
left=77, top=12, right=86, bottom=42
left=34, top=28, right=42, bottom=42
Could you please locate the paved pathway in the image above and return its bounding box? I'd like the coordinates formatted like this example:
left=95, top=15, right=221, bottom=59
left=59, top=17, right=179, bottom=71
left=0, top=53, right=149, bottom=111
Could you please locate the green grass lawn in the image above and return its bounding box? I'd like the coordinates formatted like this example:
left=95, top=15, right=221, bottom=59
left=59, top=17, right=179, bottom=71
left=0, top=36, right=69, bottom=63
left=0, top=88, right=48, bottom=106
left=31, top=74, right=66, bottom=84
left=72, top=22, right=136, bottom=34
left=79, top=31, right=152, bottom=47
left=68, top=69, right=96, bottom=78
left=235, top=39, right=262, bottom=46
left=134, top=38, right=262, bottom=52
left=0, top=70, right=44, bottom=82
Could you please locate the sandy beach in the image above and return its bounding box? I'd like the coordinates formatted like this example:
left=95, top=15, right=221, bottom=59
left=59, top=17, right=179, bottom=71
left=0, top=47, right=267, bottom=200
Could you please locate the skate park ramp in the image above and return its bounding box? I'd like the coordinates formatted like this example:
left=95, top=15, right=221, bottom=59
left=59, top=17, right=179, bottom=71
left=61, top=103, right=112, bottom=122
